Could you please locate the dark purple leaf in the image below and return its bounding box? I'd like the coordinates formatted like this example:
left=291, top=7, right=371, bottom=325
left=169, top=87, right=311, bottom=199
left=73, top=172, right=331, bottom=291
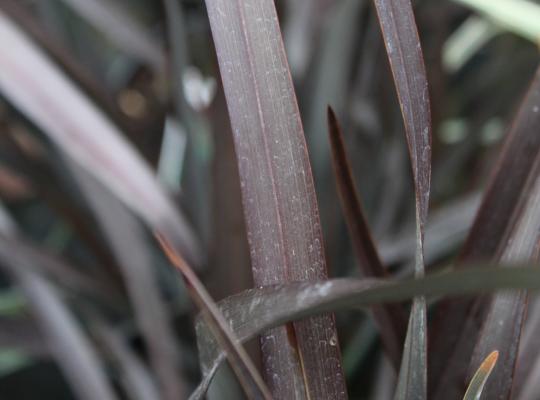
left=92, top=319, right=161, bottom=400
left=0, top=206, right=119, bottom=400
left=467, top=166, right=540, bottom=400
left=0, top=235, right=120, bottom=306
left=155, top=234, right=271, bottom=400
left=372, top=0, right=432, bottom=398
left=73, top=165, right=186, bottom=400
left=327, top=106, right=407, bottom=368
left=204, top=0, right=347, bottom=398
left=431, top=66, right=540, bottom=400
left=193, top=264, right=540, bottom=399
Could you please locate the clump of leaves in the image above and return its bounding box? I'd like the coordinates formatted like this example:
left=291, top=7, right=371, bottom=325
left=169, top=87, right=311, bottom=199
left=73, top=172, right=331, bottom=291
left=0, top=0, right=538, bottom=399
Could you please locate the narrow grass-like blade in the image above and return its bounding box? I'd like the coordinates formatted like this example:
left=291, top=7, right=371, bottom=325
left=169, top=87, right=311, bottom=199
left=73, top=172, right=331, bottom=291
left=155, top=234, right=271, bottom=400
left=193, top=265, right=540, bottom=398
left=0, top=129, right=126, bottom=292
left=59, top=0, right=164, bottom=70
left=515, top=297, right=540, bottom=400
left=431, top=67, right=540, bottom=399
left=92, top=319, right=161, bottom=400
left=372, top=0, right=432, bottom=398
left=0, top=235, right=120, bottom=306
left=0, top=206, right=118, bottom=400
left=204, top=0, right=347, bottom=398
left=460, top=67, right=540, bottom=262
left=327, top=107, right=407, bottom=367
left=372, top=0, right=431, bottom=235
left=466, top=165, right=540, bottom=399
left=73, top=165, right=186, bottom=400
left=0, top=0, right=134, bottom=135
left=0, top=9, right=202, bottom=267
left=463, top=351, right=499, bottom=400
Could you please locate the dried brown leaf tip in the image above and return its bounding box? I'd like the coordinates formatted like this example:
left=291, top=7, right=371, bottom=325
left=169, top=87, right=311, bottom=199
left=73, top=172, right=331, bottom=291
left=463, top=350, right=499, bottom=400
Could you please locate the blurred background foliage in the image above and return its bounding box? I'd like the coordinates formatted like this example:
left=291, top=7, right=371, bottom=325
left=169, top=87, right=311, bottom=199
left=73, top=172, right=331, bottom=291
left=0, top=0, right=538, bottom=399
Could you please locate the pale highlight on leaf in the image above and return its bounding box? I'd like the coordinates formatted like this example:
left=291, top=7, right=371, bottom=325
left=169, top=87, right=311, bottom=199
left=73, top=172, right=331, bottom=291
left=463, top=351, right=499, bottom=400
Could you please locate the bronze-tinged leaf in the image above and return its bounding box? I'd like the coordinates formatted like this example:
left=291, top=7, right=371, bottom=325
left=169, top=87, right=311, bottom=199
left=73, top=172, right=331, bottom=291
left=327, top=107, right=407, bottom=368
left=372, top=0, right=432, bottom=398
left=204, top=0, right=347, bottom=398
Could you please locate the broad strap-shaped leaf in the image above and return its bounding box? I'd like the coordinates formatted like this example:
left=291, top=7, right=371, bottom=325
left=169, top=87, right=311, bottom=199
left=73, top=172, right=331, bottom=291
left=155, top=234, right=271, bottom=400
left=373, top=0, right=431, bottom=232
left=193, top=265, right=540, bottom=399
left=205, top=0, right=346, bottom=398
left=514, top=296, right=540, bottom=400
left=460, top=66, right=540, bottom=262
left=463, top=351, right=499, bottom=400
left=372, top=0, right=432, bottom=398
left=0, top=0, right=134, bottom=135
left=0, top=9, right=202, bottom=267
left=327, top=107, right=407, bottom=368
left=467, top=163, right=540, bottom=399
left=430, top=67, right=540, bottom=399
left=512, top=296, right=540, bottom=400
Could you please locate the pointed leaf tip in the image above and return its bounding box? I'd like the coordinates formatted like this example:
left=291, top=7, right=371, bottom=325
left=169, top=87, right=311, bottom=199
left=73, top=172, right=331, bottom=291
left=326, top=104, right=407, bottom=367
left=464, top=350, right=499, bottom=400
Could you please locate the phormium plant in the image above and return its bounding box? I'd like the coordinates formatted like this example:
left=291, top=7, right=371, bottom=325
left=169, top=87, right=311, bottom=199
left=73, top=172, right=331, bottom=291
left=0, top=0, right=538, bottom=399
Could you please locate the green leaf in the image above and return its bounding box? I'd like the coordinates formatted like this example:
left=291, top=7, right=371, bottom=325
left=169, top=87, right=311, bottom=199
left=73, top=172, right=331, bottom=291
left=452, top=0, right=540, bottom=44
